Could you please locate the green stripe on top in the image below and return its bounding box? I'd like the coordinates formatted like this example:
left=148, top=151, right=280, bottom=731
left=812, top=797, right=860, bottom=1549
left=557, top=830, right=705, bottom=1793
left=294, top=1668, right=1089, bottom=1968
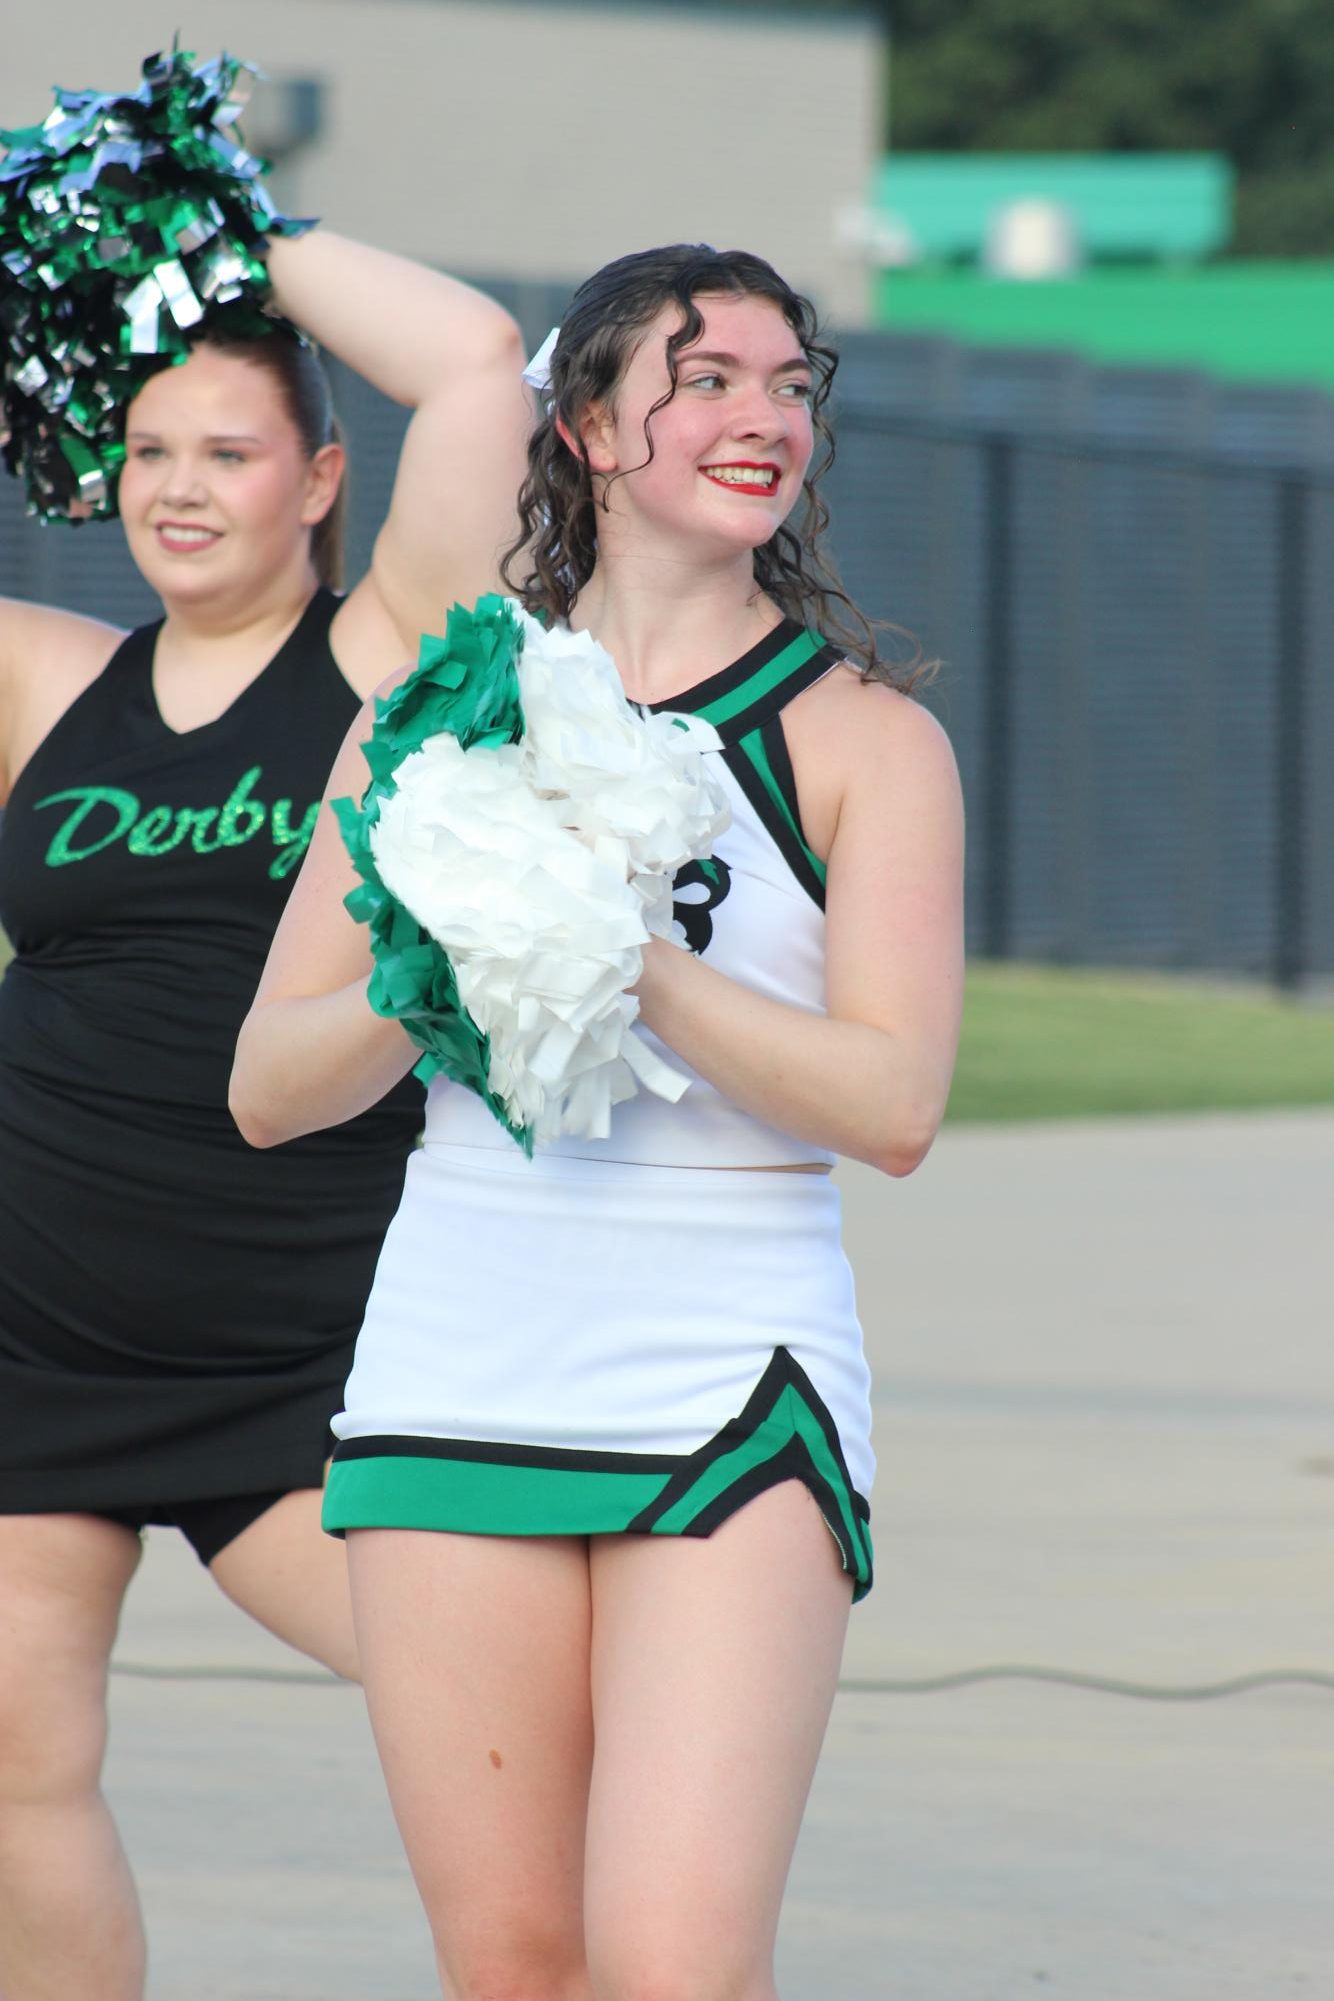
left=735, top=725, right=828, bottom=888
left=692, top=629, right=826, bottom=730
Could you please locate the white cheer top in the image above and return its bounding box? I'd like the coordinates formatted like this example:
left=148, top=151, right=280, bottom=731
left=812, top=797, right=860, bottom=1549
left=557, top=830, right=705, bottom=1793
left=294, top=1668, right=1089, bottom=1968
left=425, top=618, right=843, bottom=1170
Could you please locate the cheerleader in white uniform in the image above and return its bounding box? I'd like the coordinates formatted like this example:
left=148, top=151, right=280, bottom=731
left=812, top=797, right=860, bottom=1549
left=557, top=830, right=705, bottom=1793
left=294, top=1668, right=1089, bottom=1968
left=232, top=245, right=964, bottom=2001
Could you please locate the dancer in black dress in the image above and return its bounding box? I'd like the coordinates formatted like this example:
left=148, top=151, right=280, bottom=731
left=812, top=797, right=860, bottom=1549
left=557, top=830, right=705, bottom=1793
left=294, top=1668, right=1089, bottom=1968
left=0, top=221, right=530, bottom=1998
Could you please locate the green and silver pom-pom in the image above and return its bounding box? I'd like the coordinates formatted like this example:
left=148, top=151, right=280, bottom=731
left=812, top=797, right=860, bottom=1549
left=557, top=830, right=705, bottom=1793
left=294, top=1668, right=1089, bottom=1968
left=335, top=595, right=731, bottom=1156
left=0, top=45, right=314, bottom=522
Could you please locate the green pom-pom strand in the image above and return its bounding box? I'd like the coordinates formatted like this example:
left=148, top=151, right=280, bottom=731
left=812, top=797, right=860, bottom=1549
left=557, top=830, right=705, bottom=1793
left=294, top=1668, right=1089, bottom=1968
left=0, top=44, right=314, bottom=522
left=334, top=595, right=535, bottom=1155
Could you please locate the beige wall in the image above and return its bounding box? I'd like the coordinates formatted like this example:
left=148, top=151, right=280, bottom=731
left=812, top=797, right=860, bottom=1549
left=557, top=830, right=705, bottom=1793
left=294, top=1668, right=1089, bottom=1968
left=4, top=1, right=882, bottom=323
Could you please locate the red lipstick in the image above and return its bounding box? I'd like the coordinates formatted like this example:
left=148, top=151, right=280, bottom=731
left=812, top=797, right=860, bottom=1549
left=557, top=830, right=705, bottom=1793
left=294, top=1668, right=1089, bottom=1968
left=699, top=461, right=781, bottom=495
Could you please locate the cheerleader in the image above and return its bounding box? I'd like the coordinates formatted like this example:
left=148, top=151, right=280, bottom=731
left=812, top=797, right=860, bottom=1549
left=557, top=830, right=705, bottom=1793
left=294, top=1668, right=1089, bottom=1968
left=233, top=244, right=964, bottom=1999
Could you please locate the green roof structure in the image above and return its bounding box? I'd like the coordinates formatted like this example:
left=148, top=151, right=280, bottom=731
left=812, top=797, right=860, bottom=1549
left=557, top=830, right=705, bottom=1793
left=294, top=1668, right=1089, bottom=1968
left=876, top=154, right=1233, bottom=264
left=864, top=153, right=1334, bottom=392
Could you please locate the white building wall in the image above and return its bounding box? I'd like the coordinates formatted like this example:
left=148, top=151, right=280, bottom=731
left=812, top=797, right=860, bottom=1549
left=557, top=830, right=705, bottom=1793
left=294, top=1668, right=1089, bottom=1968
left=3, top=1, right=882, bottom=323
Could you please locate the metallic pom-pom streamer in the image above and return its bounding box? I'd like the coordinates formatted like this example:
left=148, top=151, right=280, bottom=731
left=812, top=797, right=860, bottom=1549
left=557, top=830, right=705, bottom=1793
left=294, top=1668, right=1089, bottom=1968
left=0, top=46, right=314, bottom=523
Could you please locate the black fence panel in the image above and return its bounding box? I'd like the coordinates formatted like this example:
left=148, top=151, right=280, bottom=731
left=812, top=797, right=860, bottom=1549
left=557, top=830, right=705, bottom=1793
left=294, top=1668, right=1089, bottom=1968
left=824, top=338, right=1334, bottom=985
left=1308, top=483, right=1334, bottom=978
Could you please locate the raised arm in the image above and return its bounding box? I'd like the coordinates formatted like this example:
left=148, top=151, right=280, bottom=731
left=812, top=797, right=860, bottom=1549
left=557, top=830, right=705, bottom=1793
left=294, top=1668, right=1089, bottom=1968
left=264, top=231, right=532, bottom=679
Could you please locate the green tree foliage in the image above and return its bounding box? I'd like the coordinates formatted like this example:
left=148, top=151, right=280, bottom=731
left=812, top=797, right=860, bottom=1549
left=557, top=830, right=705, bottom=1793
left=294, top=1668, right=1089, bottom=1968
left=888, top=0, right=1334, bottom=255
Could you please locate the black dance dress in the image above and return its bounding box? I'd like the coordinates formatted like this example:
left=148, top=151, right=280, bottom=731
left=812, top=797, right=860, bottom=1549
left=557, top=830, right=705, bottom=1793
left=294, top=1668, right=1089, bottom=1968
left=0, top=589, right=422, bottom=1515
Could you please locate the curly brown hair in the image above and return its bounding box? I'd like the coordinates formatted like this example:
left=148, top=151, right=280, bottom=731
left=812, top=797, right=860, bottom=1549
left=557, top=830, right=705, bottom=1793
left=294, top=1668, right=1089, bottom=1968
left=501, top=245, right=930, bottom=692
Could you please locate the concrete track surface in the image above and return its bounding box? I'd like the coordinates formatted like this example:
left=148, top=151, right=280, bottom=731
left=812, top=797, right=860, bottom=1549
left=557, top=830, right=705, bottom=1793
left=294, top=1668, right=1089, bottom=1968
left=108, top=1110, right=1333, bottom=1999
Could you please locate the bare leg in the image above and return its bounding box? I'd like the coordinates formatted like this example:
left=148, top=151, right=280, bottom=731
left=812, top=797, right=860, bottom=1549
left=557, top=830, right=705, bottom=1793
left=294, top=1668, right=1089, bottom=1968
left=208, top=1470, right=359, bottom=1680
left=0, top=1512, right=145, bottom=2001
left=347, top=1527, right=594, bottom=2000
left=585, top=1482, right=852, bottom=2001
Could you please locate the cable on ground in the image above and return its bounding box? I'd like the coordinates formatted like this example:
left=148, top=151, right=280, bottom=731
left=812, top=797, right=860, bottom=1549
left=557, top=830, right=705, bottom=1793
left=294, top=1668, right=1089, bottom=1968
left=109, top=1662, right=1334, bottom=1700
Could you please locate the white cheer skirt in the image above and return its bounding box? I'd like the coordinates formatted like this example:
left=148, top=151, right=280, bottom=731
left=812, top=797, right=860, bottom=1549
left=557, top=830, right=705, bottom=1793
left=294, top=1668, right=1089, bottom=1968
left=325, top=1135, right=875, bottom=1596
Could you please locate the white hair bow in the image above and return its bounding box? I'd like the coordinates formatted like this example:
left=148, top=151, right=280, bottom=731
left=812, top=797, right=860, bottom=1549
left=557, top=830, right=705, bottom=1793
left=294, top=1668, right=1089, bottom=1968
left=521, top=325, right=560, bottom=393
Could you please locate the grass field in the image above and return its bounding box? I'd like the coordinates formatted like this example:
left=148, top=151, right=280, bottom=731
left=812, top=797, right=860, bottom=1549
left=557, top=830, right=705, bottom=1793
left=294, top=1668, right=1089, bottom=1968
left=951, top=963, right=1334, bottom=1123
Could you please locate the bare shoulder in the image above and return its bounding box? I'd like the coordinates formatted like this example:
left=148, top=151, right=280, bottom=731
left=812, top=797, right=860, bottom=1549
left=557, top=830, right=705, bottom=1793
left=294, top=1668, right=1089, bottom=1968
left=318, top=654, right=420, bottom=804
left=801, top=661, right=954, bottom=764
left=327, top=582, right=421, bottom=702
left=0, top=598, right=127, bottom=801
left=785, top=662, right=960, bottom=856
left=0, top=596, right=124, bottom=681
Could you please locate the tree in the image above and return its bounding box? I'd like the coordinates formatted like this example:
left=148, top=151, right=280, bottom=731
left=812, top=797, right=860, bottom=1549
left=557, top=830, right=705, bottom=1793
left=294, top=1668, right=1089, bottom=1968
left=887, top=0, right=1334, bottom=255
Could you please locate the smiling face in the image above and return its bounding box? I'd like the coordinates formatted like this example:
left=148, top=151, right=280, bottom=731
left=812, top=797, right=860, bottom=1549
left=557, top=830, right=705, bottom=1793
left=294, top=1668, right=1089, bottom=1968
left=118, top=345, right=341, bottom=614
left=580, top=291, right=816, bottom=564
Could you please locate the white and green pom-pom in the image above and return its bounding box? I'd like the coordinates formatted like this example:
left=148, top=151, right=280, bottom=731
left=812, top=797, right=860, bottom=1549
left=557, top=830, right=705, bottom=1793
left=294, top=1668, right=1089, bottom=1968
left=365, top=606, right=730, bottom=1148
